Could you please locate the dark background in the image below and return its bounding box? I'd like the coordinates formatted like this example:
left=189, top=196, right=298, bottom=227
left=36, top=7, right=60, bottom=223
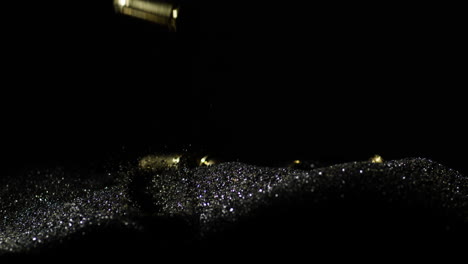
left=1, top=1, right=466, bottom=174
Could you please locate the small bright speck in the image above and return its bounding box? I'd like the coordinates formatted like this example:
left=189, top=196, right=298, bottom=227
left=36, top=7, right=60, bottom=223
left=172, top=9, right=178, bottom=19
left=200, top=156, right=207, bottom=164
left=118, top=0, right=127, bottom=7
left=293, top=160, right=301, bottom=164
left=370, top=155, right=384, bottom=163
left=200, top=155, right=215, bottom=166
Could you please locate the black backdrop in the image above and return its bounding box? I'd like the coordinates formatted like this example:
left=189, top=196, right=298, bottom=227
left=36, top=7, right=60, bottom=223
left=1, top=1, right=466, bottom=174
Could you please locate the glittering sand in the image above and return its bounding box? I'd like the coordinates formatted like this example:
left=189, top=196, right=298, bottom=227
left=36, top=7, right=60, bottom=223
left=1, top=158, right=467, bottom=256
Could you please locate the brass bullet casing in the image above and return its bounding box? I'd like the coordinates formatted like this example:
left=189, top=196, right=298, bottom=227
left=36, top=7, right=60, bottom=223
left=139, top=154, right=182, bottom=171
left=138, top=153, right=218, bottom=171
left=114, top=0, right=179, bottom=31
